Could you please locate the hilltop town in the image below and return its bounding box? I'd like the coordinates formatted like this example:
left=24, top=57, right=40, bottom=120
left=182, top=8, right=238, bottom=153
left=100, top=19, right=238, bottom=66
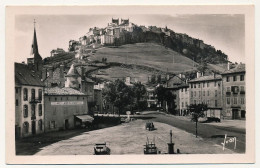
left=14, top=18, right=246, bottom=155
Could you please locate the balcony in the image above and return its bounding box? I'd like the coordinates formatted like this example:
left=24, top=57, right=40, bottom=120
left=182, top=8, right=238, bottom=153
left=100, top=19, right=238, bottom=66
left=240, top=91, right=245, bottom=94
left=226, top=91, right=231, bottom=96
left=29, top=97, right=42, bottom=104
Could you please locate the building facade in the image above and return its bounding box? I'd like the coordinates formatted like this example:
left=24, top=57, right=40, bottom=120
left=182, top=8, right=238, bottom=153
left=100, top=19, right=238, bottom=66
left=44, top=87, right=89, bottom=132
left=15, top=63, right=45, bottom=138
left=178, top=84, right=190, bottom=116
left=188, top=73, right=223, bottom=119
left=221, top=63, right=246, bottom=120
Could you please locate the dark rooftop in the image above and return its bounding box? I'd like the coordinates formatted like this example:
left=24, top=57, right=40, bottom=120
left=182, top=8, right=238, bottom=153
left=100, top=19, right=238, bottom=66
left=188, top=74, right=222, bottom=83
left=15, top=63, right=44, bottom=87
left=221, top=63, right=245, bottom=75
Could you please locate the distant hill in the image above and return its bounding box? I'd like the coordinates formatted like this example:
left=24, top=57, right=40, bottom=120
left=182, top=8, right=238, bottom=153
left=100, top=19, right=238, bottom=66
left=89, top=43, right=198, bottom=73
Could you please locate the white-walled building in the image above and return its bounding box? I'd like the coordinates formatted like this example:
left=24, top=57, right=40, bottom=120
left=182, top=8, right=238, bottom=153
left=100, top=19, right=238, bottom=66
left=15, top=63, right=45, bottom=138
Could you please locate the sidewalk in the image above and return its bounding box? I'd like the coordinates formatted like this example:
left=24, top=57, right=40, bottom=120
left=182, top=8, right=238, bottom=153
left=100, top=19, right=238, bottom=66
left=167, top=115, right=245, bottom=131
left=36, top=119, right=234, bottom=155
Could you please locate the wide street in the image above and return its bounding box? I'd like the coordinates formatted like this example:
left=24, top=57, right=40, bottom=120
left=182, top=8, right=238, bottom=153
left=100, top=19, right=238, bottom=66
left=16, top=111, right=245, bottom=155
left=140, top=111, right=245, bottom=153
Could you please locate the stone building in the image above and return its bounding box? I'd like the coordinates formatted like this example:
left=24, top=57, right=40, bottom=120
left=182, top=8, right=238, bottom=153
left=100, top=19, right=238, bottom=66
left=44, top=87, right=90, bottom=132
left=188, top=72, right=223, bottom=119
left=178, top=84, right=190, bottom=116
left=15, top=63, right=45, bottom=138
left=221, top=63, right=246, bottom=120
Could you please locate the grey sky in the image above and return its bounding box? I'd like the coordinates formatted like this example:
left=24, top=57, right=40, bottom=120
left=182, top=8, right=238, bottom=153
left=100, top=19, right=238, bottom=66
left=15, top=14, right=245, bottom=63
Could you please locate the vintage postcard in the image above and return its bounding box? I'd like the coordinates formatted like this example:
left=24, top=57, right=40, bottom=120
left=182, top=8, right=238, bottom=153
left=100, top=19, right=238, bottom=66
left=6, top=5, right=255, bottom=164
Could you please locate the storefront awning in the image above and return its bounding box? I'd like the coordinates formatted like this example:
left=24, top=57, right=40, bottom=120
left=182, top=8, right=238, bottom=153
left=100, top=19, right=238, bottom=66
left=76, top=115, right=94, bottom=122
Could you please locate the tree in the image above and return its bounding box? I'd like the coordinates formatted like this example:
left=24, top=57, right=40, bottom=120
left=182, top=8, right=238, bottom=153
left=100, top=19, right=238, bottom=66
left=164, top=90, right=176, bottom=114
left=157, top=74, right=162, bottom=84
left=133, top=82, right=147, bottom=111
left=188, top=103, right=208, bottom=138
left=102, top=80, right=134, bottom=116
left=150, top=74, right=156, bottom=84
left=155, top=85, right=165, bottom=107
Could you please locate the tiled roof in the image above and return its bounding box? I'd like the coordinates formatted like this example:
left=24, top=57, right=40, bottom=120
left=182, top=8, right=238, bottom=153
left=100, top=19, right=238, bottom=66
left=45, top=87, right=85, bottom=96
left=188, top=74, right=222, bottom=83
left=15, top=63, right=44, bottom=87
left=221, top=64, right=245, bottom=75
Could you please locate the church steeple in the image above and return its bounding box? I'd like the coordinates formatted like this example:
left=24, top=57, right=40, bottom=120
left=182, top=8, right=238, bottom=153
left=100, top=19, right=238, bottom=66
left=31, top=19, right=40, bottom=57
left=28, top=19, right=42, bottom=72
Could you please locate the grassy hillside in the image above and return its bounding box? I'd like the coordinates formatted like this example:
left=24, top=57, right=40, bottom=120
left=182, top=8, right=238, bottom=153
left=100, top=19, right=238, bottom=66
left=90, top=43, right=197, bottom=73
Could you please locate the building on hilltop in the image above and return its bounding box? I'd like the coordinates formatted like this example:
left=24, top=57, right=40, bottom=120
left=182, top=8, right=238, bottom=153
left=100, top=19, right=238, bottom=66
left=221, top=63, right=246, bottom=120
left=15, top=63, right=45, bottom=138
left=50, top=48, right=65, bottom=57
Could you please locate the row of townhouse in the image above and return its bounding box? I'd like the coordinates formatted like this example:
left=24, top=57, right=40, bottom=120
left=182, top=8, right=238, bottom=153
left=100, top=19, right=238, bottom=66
left=170, top=63, right=246, bottom=120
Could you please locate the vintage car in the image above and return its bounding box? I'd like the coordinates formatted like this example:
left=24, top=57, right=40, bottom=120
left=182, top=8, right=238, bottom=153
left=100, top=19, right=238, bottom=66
left=94, top=143, right=110, bottom=155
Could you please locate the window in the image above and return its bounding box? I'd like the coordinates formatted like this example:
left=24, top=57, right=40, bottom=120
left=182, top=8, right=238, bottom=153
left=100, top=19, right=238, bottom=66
left=16, top=99, right=18, bottom=106
left=241, top=98, right=245, bottom=104
left=24, top=105, right=28, bottom=118
left=191, top=91, right=193, bottom=97
left=185, top=102, right=188, bottom=107
left=203, top=82, right=205, bottom=88
left=23, top=88, right=28, bottom=101
left=191, top=84, right=193, bottom=88
left=214, top=81, right=217, bottom=87
left=231, top=86, right=239, bottom=94
left=38, top=104, right=42, bottom=116
left=31, top=104, right=35, bottom=117
left=203, top=91, right=205, bottom=96
left=226, top=76, right=230, bottom=82
left=199, top=91, right=201, bottom=97
left=207, top=90, right=210, bottom=96
left=38, top=119, right=43, bottom=131
left=194, top=100, right=196, bottom=104
left=233, top=97, right=238, bottom=104
left=215, top=90, right=217, bottom=97
left=15, top=88, right=18, bottom=94
left=31, top=89, right=35, bottom=100
left=185, top=88, right=187, bottom=92
left=227, top=87, right=231, bottom=92
left=240, top=86, right=245, bottom=91
left=55, top=97, right=57, bottom=101
left=240, top=75, right=244, bottom=81
left=181, top=88, right=183, bottom=92
left=23, top=122, right=29, bottom=133
left=38, top=89, right=42, bottom=100
left=207, top=82, right=209, bottom=87
left=182, top=102, right=184, bottom=107
left=233, top=76, right=237, bottom=81
left=194, top=91, right=196, bottom=97
left=227, top=98, right=230, bottom=105
left=194, top=84, right=196, bottom=88
left=215, top=100, right=218, bottom=107
left=198, top=83, right=200, bottom=88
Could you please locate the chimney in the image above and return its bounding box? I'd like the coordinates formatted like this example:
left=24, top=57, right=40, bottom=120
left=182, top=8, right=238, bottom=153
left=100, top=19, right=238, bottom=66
left=196, top=71, right=201, bottom=78
left=227, top=62, right=230, bottom=70
left=60, top=64, right=64, bottom=79
left=48, top=66, right=53, bottom=78
left=81, top=66, right=85, bottom=80
left=42, top=67, right=47, bottom=80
